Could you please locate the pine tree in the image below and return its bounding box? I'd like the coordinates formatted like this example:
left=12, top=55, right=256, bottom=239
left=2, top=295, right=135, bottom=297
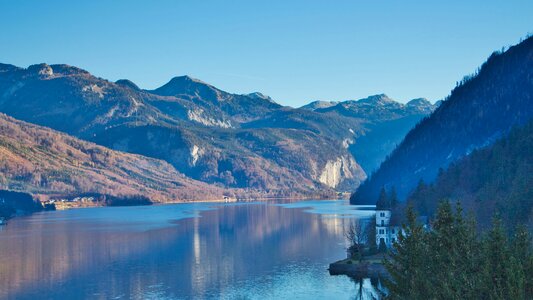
left=511, top=225, right=533, bottom=297
left=426, top=200, right=460, bottom=299
left=390, top=187, right=398, bottom=208
left=454, top=212, right=483, bottom=298
left=480, top=217, right=524, bottom=300
left=384, top=206, right=432, bottom=299
left=376, top=187, right=389, bottom=209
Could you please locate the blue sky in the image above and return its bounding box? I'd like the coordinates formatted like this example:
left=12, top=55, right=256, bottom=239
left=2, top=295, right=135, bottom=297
left=1, top=1, right=531, bottom=106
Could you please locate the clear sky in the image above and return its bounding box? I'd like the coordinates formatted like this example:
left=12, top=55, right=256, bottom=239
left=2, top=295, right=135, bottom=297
left=1, top=1, right=531, bottom=106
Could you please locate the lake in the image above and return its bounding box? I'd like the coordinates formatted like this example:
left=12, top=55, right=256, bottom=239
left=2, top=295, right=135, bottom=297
left=0, top=200, right=380, bottom=299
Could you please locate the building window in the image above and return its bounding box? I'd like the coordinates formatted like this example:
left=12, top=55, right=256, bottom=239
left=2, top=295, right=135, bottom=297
left=380, top=212, right=385, bottom=217
left=381, top=220, right=384, bottom=226
left=392, top=238, right=396, bottom=243
left=391, top=228, right=395, bottom=234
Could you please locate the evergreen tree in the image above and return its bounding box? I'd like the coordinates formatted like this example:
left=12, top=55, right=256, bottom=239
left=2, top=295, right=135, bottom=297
left=480, top=217, right=524, bottom=300
left=426, top=201, right=460, bottom=298
left=376, top=187, right=389, bottom=209
left=384, top=206, right=432, bottom=299
left=384, top=204, right=532, bottom=299
left=511, top=225, right=533, bottom=297
left=390, top=187, right=398, bottom=208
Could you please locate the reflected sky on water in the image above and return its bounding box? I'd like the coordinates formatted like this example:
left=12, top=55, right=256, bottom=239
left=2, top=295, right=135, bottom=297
left=0, top=200, right=379, bottom=299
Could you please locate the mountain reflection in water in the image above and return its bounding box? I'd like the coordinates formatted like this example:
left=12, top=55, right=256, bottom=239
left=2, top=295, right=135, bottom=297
left=0, top=200, right=381, bottom=299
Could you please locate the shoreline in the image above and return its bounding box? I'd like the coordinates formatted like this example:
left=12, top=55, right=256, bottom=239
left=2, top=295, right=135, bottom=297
left=52, top=194, right=349, bottom=211
left=2, top=194, right=350, bottom=222
left=329, top=256, right=389, bottom=279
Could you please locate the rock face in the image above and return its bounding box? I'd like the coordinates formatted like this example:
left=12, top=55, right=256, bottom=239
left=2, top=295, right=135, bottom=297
left=309, top=95, right=439, bottom=172
left=352, top=36, right=533, bottom=204
left=0, top=62, right=435, bottom=195
left=318, top=156, right=366, bottom=190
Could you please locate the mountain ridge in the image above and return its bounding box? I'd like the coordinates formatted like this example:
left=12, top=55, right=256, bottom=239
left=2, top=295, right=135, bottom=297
left=351, top=35, right=533, bottom=204
left=0, top=62, right=436, bottom=195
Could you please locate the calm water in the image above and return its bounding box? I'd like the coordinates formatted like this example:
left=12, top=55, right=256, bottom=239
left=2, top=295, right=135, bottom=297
left=0, top=200, right=379, bottom=299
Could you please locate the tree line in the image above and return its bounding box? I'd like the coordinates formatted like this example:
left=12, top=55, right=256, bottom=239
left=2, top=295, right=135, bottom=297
left=384, top=201, right=532, bottom=299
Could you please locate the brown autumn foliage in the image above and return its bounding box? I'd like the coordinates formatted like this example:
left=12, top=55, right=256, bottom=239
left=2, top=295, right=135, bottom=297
left=0, top=113, right=228, bottom=202
left=0, top=113, right=337, bottom=203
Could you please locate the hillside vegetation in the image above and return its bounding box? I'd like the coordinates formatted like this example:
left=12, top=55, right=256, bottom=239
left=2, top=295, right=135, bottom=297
left=352, top=36, right=533, bottom=204
left=0, top=113, right=224, bottom=202
left=0, top=63, right=434, bottom=194
left=407, top=120, right=533, bottom=230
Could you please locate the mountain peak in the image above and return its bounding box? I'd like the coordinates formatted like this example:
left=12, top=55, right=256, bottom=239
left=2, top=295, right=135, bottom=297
left=0, top=63, right=22, bottom=73
left=50, top=64, right=90, bottom=76
left=300, top=100, right=339, bottom=111
left=169, top=75, right=206, bottom=85
left=27, top=63, right=54, bottom=77
left=406, top=98, right=431, bottom=106
left=115, top=79, right=140, bottom=91
left=245, top=92, right=276, bottom=104
left=152, top=75, right=223, bottom=100
left=357, top=94, right=395, bottom=105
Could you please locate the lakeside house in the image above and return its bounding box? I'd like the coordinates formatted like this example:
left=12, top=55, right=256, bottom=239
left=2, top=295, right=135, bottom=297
left=375, top=208, right=400, bottom=248
left=376, top=207, right=430, bottom=249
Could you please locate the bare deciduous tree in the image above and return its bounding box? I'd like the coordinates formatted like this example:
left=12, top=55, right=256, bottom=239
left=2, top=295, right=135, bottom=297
left=345, top=219, right=368, bottom=262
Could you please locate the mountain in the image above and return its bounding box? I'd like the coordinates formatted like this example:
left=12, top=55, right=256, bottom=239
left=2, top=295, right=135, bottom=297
left=0, top=113, right=224, bottom=202
left=407, top=120, right=533, bottom=230
left=0, top=62, right=435, bottom=195
left=244, top=92, right=276, bottom=104
left=0, top=63, right=361, bottom=194
left=309, top=95, right=438, bottom=172
left=352, top=36, right=533, bottom=204
left=315, top=94, right=435, bottom=121
left=150, top=75, right=281, bottom=124
left=300, top=100, right=339, bottom=111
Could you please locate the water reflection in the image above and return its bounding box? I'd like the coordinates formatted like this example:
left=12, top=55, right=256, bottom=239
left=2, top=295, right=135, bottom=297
left=0, top=200, right=379, bottom=299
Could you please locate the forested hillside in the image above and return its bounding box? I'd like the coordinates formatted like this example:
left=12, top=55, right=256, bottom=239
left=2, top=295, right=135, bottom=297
left=352, top=36, right=533, bottom=204
left=407, top=120, right=533, bottom=230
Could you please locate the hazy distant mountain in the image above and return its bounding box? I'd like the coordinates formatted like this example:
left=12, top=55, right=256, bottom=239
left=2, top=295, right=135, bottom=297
left=300, top=100, right=339, bottom=111
left=0, top=62, right=435, bottom=195
left=305, top=95, right=438, bottom=172
left=315, top=94, right=436, bottom=121
left=352, top=36, right=533, bottom=204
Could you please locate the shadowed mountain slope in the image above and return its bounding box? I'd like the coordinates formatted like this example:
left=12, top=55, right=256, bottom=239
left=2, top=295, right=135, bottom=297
left=352, top=36, right=533, bottom=204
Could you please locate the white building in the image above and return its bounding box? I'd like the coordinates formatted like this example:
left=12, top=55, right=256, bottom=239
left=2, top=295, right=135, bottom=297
left=375, top=209, right=400, bottom=248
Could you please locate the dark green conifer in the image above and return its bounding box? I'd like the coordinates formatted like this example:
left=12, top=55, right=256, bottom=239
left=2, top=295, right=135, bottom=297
left=384, top=206, right=431, bottom=299
left=390, top=187, right=398, bottom=208
left=376, top=187, right=389, bottom=209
